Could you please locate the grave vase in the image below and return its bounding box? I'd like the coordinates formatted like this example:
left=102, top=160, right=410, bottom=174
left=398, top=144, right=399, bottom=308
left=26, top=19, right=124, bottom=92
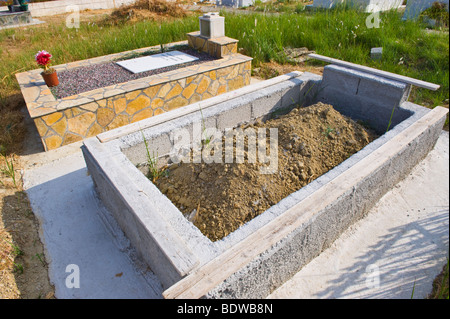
left=41, top=71, right=59, bottom=88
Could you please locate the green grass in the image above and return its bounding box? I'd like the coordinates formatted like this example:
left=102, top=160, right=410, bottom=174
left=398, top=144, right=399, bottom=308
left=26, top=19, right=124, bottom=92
left=221, top=7, right=449, bottom=108
left=0, top=5, right=448, bottom=153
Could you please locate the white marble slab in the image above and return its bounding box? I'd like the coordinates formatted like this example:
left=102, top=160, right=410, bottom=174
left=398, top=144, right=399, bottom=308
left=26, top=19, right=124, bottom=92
left=116, top=50, right=199, bottom=74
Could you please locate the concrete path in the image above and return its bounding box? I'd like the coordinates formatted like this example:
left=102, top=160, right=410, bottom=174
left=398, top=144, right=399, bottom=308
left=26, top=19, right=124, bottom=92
left=22, top=131, right=449, bottom=299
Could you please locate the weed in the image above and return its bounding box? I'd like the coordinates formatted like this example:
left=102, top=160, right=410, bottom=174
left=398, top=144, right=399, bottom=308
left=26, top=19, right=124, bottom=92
left=199, top=105, right=212, bottom=148
left=0, top=153, right=17, bottom=188
left=8, top=241, right=24, bottom=257
left=13, top=262, right=23, bottom=274
left=33, top=253, right=47, bottom=267
left=141, top=130, right=166, bottom=182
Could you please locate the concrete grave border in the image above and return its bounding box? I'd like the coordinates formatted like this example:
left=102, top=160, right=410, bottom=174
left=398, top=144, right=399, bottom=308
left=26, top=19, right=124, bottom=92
left=82, top=62, right=448, bottom=297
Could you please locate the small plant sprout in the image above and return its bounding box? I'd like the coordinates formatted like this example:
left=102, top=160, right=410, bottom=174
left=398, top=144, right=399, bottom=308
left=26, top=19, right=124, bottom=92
left=199, top=104, right=212, bottom=148
left=1, top=152, right=17, bottom=188
left=141, top=130, right=167, bottom=182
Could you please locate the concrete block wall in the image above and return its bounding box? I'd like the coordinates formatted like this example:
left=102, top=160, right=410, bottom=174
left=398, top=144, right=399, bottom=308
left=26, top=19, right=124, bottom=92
left=83, top=66, right=448, bottom=298
left=120, top=72, right=321, bottom=167
left=316, top=64, right=412, bottom=134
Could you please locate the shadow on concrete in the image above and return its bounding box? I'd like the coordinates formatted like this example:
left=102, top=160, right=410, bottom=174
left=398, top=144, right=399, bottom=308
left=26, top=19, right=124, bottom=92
left=313, top=207, right=449, bottom=299
left=25, top=165, right=164, bottom=299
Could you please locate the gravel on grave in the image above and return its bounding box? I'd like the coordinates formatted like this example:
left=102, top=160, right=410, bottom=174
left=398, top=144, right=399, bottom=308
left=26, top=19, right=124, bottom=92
left=50, top=48, right=217, bottom=99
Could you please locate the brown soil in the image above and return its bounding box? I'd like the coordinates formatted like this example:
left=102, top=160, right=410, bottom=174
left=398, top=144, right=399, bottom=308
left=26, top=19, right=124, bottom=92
left=0, top=156, right=54, bottom=299
left=105, top=0, right=190, bottom=24
left=155, top=103, right=378, bottom=241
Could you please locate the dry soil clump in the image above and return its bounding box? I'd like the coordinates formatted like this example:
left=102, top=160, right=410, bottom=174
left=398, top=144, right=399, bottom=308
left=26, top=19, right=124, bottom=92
left=155, top=102, right=377, bottom=241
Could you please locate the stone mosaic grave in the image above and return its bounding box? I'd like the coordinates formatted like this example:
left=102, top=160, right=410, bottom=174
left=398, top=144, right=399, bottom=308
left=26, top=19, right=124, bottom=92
left=17, top=29, right=251, bottom=151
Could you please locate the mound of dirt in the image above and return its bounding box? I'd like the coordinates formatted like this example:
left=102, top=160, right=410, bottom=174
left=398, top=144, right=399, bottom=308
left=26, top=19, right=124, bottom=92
left=108, top=0, right=188, bottom=23
left=155, top=103, right=378, bottom=241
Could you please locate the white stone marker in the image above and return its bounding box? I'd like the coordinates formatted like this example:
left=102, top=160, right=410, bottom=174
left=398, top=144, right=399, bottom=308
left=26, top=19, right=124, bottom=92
left=199, top=12, right=225, bottom=39
left=116, top=50, right=199, bottom=74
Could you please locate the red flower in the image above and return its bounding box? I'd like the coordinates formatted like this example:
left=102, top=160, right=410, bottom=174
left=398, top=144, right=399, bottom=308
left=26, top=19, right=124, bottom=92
left=35, top=50, right=52, bottom=69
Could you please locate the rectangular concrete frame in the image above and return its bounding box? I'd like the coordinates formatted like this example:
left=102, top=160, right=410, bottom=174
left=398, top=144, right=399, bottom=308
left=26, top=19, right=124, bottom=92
left=81, top=66, right=448, bottom=298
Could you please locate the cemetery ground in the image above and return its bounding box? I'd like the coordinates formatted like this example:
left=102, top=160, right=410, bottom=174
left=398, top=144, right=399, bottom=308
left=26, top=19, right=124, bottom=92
left=0, top=1, right=449, bottom=298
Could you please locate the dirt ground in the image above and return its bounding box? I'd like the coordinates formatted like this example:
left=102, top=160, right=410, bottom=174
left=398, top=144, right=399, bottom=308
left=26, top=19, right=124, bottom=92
left=155, top=103, right=377, bottom=241
left=0, top=156, right=55, bottom=299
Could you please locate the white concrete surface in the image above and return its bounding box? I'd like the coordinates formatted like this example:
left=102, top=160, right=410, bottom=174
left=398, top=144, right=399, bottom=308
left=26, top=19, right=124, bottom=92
left=23, top=148, right=164, bottom=299
left=22, top=130, right=449, bottom=299
left=268, top=131, right=449, bottom=299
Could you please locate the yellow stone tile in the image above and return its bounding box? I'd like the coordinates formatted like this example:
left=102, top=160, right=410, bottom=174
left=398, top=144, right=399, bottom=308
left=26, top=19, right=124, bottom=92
left=165, top=83, right=183, bottom=100
left=107, top=114, right=130, bottom=130
left=226, top=65, right=240, bottom=80
left=44, top=135, right=63, bottom=150
left=196, top=76, right=211, bottom=95
left=97, top=108, right=115, bottom=127
left=186, top=75, right=196, bottom=85
left=202, top=92, right=213, bottom=100
left=143, top=85, right=161, bottom=99
left=34, top=118, right=48, bottom=137
left=80, top=102, right=99, bottom=112
left=51, top=117, right=67, bottom=136
left=153, top=108, right=165, bottom=116
left=228, top=76, right=245, bottom=91
left=86, top=122, right=104, bottom=138
left=217, top=65, right=233, bottom=78
left=63, top=133, right=83, bottom=146
left=97, top=99, right=107, bottom=108
left=113, top=98, right=127, bottom=114
left=72, top=108, right=84, bottom=117
left=151, top=98, right=164, bottom=109
left=182, top=83, right=197, bottom=99
left=126, top=95, right=151, bottom=115
left=125, top=90, right=141, bottom=101
left=166, top=97, right=188, bottom=111
left=158, top=83, right=172, bottom=98
left=67, top=112, right=96, bottom=136
left=42, top=112, right=63, bottom=126
left=189, top=94, right=202, bottom=104
left=64, top=109, right=73, bottom=119
left=207, top=81, right=220, bottom=96
left=209, top=71, right=217, bottom=81
left=217, top=85, right=227, bottom=95
left=131, top=109, right=153, bottom=123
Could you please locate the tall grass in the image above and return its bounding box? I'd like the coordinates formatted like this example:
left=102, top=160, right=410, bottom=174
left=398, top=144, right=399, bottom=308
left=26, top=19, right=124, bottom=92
left=222, top=8, right=449, bottom=107
left=0, top=5, right=447, bottom=129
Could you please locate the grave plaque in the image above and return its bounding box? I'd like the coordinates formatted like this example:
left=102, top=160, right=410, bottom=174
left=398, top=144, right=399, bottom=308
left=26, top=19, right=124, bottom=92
left=116, top=50, right=199, bottom=74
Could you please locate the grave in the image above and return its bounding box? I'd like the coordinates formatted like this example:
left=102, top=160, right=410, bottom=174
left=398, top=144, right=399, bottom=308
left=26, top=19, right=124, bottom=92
left=0, top=0, right=32, bottom=28
left=402, top=0, right=449, bottom=20
left=81, top=55, right=448, bottom=298
left=311, top=0, right=403, bottom=12
left=16, top=13, right=251, bottom=151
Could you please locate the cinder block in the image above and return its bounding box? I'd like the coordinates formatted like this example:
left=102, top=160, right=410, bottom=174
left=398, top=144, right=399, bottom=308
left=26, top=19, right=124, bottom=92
left=321, top=65, right=361, bottom=95
left=216, top=97, right=252, bottom=130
